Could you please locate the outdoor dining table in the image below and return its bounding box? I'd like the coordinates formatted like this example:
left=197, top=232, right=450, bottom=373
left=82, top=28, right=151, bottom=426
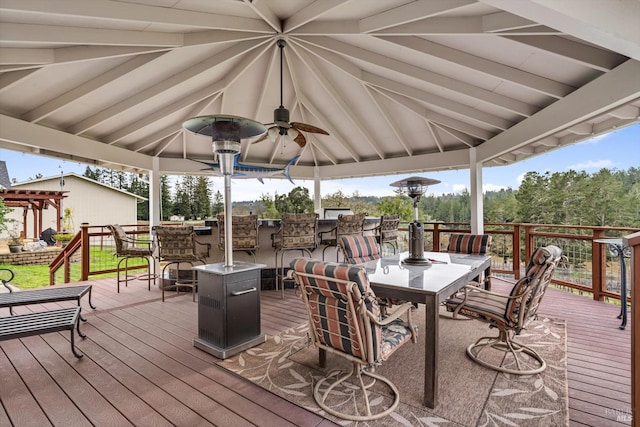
left=363, top=251, right=492, bottom=409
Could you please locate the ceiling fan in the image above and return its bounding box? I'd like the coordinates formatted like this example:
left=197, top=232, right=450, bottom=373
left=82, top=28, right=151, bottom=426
left=254, top=39, right=329, bottom=148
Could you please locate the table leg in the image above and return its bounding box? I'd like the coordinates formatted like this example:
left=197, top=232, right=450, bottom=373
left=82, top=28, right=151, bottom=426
left=484, top=266, right=492, bottom=291
left=424, top=296, right=438, bottom=408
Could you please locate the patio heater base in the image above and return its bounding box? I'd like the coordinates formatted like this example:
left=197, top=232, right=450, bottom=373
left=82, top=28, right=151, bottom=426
left=192, top=261, right=266, bottom=360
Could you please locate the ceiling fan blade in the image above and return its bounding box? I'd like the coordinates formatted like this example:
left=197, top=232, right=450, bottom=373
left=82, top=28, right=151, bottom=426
left=251, top=132, right=269, bottom=144
left=293, top=131, right=307, bottom=148
left=291, top=122, right=329, bottom=135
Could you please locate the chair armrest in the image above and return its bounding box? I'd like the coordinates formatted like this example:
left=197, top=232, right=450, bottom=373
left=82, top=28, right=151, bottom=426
left=194, top=237, right=211, bottom=250
left=459, top=283, right=530, bottom=303
left=367, top=301, right=414, bottom=326
left=318, top=227, right=336, bottom=239
left=122, top=234, right=153, bottom=248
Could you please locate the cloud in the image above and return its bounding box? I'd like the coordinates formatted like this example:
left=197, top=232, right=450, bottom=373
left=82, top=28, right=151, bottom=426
left=567, top=159, right=614, bottom=170
left=517, top=172, right=527, bottom=184
left=483, top=183, right=508, bottom=192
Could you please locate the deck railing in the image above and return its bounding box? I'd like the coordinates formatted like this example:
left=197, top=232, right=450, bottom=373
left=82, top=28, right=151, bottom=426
left=49, top=223, right=151, bottom=285
left=51, top=221, right=637, bottom=305
left=404, top=222, right=638, bottom=303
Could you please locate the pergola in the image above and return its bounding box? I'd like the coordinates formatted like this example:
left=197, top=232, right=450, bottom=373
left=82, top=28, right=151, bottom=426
left=0, top=189, right=65, bottom=239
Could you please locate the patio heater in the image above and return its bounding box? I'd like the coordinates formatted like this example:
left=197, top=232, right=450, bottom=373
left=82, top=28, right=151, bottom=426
left=183, top=115, right=267, bottom=359
left=182, top=115, right=265, bottom=266
left=390, top=176, right=441, bottom=265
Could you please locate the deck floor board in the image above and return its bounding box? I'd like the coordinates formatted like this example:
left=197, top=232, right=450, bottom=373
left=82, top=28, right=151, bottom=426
left=0, top=277, right=631, bottom=426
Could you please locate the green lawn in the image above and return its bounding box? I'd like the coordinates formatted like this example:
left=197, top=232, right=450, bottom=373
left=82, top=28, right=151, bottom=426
left=1, top=247, right=126, bottom=289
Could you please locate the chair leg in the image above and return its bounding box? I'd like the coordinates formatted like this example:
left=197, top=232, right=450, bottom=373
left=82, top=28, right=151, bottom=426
left=313, top=362, right=400, bottom=421
left=466, top=329, right=546, bottom=375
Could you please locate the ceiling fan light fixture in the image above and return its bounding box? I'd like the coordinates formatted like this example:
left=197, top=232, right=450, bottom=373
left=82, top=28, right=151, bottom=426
left=287, top=127, right=299, bottom=140
left=268, top=127, right=279, bottom=142
left=273, top=107, right=289, bottom=125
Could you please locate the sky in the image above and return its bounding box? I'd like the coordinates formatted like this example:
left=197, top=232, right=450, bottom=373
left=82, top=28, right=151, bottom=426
left=1, top=122, right=638, bottom=201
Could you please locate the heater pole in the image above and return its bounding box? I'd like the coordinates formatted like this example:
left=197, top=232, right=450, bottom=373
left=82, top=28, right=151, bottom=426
left=223, top=173, right=233, bottom=266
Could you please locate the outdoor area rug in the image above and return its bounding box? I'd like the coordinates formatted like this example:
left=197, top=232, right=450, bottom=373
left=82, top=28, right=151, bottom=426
left=215, top=307, right=568, bottom=426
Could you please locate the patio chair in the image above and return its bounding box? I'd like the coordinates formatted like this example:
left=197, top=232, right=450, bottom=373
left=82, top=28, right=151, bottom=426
left=107, top=224, right=155, bottom=293
left=339, top=234, right=381, bottom=264
left=373, top=214, right=400, bottom=254
left=153, top=225, right=210, bottom=302
left=446, top=233, right=493, bottom=290
left=289, top=257, right=417, bottom=421
left=271, top=213, right=318, bottom=299
left=445, top=245, right=563, bottom=375
left=318, top=213, right=366, bottom=262
left=217, top=214, right=259, bottom=262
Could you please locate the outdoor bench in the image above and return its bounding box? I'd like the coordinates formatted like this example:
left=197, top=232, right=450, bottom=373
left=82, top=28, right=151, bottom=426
left=0, top=269, right=93, bottom=358
left=0, top=284, right=96, bottom=318
left=0, top=307, right=85, bottom=358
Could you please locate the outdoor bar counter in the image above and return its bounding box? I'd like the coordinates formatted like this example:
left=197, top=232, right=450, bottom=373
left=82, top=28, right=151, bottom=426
left=198, top=217, right=378, bottom=264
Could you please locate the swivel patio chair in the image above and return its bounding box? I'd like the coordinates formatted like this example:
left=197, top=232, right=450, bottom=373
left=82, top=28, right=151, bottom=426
left=271, top=213, right=318, bottom=299
left=217, top=214, right=259, bottom=262
left=289, top=258, right=417, bottom=421
left=374, top=214, right=400, bottom=255
left=445, top=245, right=563, bottom=375
left=107, top=224, right=155, bottom=293
left=318, top=213, right=366, bottom=262
left=153, top=225, right=211, bottom=302
left=446, top=233, right=493, bottom=290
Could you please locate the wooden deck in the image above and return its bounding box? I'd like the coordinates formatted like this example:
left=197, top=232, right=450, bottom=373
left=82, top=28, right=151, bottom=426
left=0, top=277, right=631, bottom=426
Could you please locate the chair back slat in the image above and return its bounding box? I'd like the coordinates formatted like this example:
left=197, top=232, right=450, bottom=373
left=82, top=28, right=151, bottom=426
left=273, top=213, right=318, bottom=250
left=217, top=214, right=259, bottom=251
left=108, top=224, right=129, bottom=252
left=336, top=213, right=366, bottom=237
left=154, top=226, right=197, bottom=260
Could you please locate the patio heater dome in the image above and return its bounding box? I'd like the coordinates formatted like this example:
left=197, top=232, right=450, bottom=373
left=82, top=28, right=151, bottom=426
left=390, top=176, right=441, bottom=265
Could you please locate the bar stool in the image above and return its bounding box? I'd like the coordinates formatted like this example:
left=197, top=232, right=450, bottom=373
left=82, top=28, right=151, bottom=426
left=374, top=214, right=400, bottom=255
left=272, top=213, right=318, bottom=298
left=153, top=225, right=210, bottom=302
left=107, top=224, right=156, bottom=293
left=318, top=213, right=366, bottom=261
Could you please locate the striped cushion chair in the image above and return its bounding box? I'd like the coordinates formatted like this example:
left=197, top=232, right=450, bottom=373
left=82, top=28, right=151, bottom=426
left=445, top=245, right=563, bottom=375
left=339, top=234, right=381, bottom=264
left=446, top=233, right=492, bottom=255
left=289, top=258, right=417, bottom=421
left=446, top=233, right=492, bottom=290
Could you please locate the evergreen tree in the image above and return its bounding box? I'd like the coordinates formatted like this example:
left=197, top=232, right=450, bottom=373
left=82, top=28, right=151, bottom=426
left=160, top=175, right=173, bottom=220
left=211, top=190, right=224, bottom=216
left=173, top=176, right=194, bottom=219
left=193, top=176, right=212, bottom=219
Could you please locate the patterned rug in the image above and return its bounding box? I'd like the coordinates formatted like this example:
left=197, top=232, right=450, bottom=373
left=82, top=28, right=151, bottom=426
left=215, top=308, right=568, bottom=426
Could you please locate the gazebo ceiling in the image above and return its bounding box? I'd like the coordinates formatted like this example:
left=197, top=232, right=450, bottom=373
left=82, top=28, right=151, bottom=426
left=0, top=0, right=639, bottom=181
